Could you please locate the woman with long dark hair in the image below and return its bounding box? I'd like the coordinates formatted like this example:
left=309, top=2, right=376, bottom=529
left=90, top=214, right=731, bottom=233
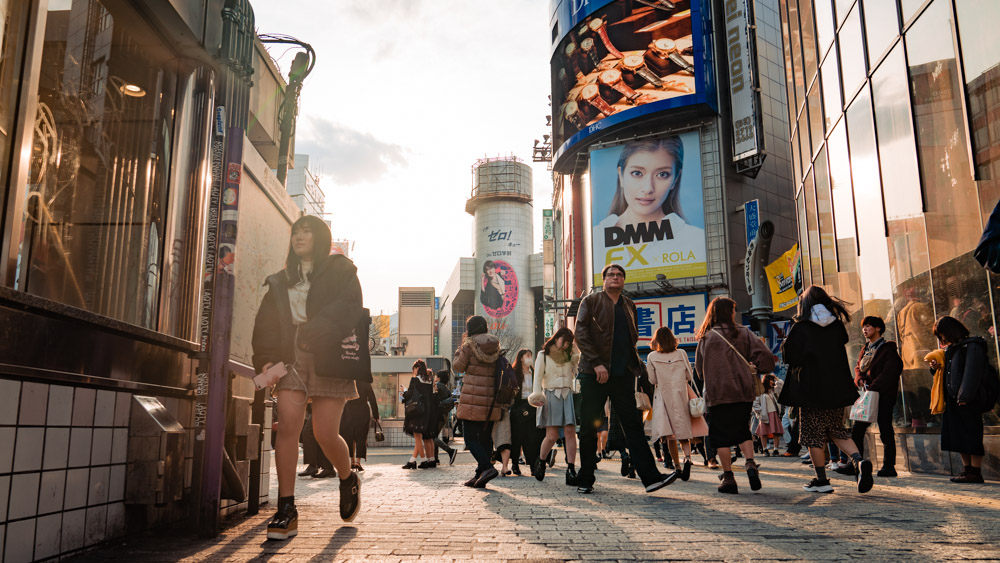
left=930, top=316, right=991, bottom=483
left=252, top=215, right=364, bottom=539
left=401, top=359, right=440, bottom=469
left=694, top=297, right=774, bottom=494
left=509, top=348, right=543, bottom=475
left=528, top=327, right=581, bottom=485
left=780, top=286, right=874, bottom=494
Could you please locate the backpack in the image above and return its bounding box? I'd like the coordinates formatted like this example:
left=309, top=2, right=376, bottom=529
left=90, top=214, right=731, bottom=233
left=978, top=363, right=1000, bottom=413
left=492, top=356, right=520, bottom=408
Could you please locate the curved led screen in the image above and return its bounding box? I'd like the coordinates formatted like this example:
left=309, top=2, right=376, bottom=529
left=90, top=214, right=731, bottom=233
left=549, top=0, right=713, bottom=171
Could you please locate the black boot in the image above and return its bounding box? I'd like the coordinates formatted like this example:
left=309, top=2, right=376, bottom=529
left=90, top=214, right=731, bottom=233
left=566, top=464, right=579, bottom=486
left=532, top=457, right=546, bottom=481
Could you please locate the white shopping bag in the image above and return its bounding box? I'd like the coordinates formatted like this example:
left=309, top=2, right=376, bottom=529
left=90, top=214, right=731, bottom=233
left=849, top=386, right=879, bottom=423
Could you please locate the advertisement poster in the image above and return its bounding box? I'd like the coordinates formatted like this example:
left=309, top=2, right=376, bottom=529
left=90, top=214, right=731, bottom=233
left=480, top=259, right=519, bottom=318
left=633, top=293, right=707, bottom=348
left=590, top=130, right=706, bottom=284
left=765, top=244, right=802, bottom=312
left=550, top=0, right=709, bottom=165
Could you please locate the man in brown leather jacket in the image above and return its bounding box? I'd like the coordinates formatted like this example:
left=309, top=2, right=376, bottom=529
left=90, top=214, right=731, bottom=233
left=574, top=264, right=679, bottom=494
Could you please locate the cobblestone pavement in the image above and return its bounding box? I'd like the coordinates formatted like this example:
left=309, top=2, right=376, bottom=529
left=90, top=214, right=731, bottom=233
left=76, top=447, right=1000, bottom=562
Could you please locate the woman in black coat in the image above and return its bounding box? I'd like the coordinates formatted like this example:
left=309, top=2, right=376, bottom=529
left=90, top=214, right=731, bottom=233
left=780, top=286, right=874, bottom=495
left=930, top=316, right=990, bottom=483
left=252, top=216, right=366, bottom=539
left=340, top=381, right=379, bottom=472
left=401, top=359, right=442, bottom=469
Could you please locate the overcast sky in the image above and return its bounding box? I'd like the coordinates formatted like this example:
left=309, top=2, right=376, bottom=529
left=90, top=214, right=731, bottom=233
left=253, top=1, right=555, bottom=315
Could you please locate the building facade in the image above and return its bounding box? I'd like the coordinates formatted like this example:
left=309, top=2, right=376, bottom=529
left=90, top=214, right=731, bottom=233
left=284, top=153, right=325, bottom=217
left=777, top=0, right=999, bottom=477
left=0, top=1, right=300, bottom=559
left=546, top=0, right=798, bottom=354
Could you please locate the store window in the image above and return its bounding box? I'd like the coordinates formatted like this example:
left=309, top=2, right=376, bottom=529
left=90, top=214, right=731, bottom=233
left=838, top=4, right=866, bottom=102
left=845, top=86, right=895, bottom=340
left=821, top=48, right=842, bottom=131
left=17, top=0, right=178, bottom=329
left=814, top=0, right=835, bottom=61
left=862, top=0, right=898, bottom=67
left=0, top=0, right=30, bottom=227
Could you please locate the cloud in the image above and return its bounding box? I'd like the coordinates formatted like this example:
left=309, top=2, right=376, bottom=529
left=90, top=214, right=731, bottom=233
left=296, top=117, right=408, bottom=185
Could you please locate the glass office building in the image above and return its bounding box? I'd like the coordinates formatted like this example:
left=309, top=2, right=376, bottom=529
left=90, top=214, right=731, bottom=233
left=779, top=0, right=1000, bottom=472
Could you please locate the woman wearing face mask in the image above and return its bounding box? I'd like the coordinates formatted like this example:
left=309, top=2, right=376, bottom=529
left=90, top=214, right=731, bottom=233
left=252, top=216, right=365, bottom=539
left=594, top=137, right=706, bottom=275
left=401, top=359, right=440, bottom=469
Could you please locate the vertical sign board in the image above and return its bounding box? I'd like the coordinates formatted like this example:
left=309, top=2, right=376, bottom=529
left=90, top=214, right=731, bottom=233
left=543, top=209, right=554, bottom=241
left=725, top=0, right=762, bottom=164
left=632, top=293, right=709, bottom=349
left=744, top=199, right=759, bottom=295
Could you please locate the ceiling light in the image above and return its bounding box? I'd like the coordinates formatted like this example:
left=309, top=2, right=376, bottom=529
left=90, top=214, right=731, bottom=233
left=120, top=83, right=145, bottom=97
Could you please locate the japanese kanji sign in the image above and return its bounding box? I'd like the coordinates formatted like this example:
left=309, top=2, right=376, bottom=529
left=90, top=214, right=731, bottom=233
left=632, top=293, right=708, bottom=348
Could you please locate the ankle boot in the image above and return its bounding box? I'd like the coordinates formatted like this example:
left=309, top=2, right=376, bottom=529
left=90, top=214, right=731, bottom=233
left=566, top=464, right=579, bottom=486
left=952, top=466, right=985, bottom=483
left=718, top=471, right=738, bottom=494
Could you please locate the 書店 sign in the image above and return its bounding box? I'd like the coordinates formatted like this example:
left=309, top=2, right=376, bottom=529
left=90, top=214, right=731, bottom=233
left=633, top=293, right=708, bottom=348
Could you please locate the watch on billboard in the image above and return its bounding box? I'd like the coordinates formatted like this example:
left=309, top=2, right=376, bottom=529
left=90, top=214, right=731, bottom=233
left=480, top=259, right=519, bottom=318
left=551, top=0, right=709, bottom=167
left=590, top=131, right=707, bottom=285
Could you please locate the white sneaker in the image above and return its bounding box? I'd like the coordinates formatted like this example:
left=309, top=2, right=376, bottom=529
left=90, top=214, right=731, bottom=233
left=800, top=453, right=811, bottom=460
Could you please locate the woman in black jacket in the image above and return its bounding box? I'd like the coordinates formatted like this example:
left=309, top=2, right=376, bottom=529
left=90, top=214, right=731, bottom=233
left=401, top=360, right=442, bottom=469
left=252, top=216, right=365, bottom=539
left=930, top=316, right=989, bottom=483
left=340, top=381, right=379, bottom=472
left=780, top=286, right=874, bottom=495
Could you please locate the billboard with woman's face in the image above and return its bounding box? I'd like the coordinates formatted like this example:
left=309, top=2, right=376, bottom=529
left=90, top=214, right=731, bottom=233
left=590, top=131, right=706, bottom=285
left=480, top=259, right=519, bottom=318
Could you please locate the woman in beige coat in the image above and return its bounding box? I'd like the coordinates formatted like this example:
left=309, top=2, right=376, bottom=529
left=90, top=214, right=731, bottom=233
left=647, top=327, right=707, bottom=481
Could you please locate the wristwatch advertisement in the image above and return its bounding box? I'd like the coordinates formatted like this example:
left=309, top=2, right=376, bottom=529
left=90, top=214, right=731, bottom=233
left=549, top=0, right=702, bottom=155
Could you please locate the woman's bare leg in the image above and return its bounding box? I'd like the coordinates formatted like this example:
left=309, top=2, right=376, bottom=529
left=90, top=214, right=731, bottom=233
left=275, top=390, right=308, bottom=497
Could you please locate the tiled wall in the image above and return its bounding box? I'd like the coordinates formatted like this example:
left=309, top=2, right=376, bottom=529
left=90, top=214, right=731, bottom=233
left=0, top=379, right=196, bottom=562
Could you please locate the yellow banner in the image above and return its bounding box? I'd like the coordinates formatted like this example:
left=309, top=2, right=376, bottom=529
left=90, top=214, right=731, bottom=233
left=765, top=244, right=801, bottom=312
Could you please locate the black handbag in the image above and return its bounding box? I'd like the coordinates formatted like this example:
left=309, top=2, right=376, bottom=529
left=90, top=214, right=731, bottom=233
left=373, top=419, right=385, bottom=442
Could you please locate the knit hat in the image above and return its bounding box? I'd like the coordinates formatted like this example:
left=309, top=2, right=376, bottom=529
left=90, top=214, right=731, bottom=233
left=466, top=315, right=488, bottom=337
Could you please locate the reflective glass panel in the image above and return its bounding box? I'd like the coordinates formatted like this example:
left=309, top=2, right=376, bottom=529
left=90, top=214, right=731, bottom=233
left=828, top=120, right=865, bottom=357
left=804, top=170, right=823, bottom=283
left=862, top=0, right=898, bottom=66
left=846, top=86, right=896, bottom=341
left=0, top=0, right=30, bottom=239
left=900, top=0, right=927, bottom=24
left=790, top=0, right=807, bottom=114
left=797, top=193, right=813, bottom=287
left=780, top=0, right=798, bottom=121
left=798, top=109, right=811, bottom=174
left=821, top=47, right=842, bottom=131
left=815, top=0, right=836, bottom=60
left=955, top=0, right=1000, bottom=224
left=838, top=3, right=866, bottom=100
left=807, top=80, right=824, bottom=152
left=18, top=1, right=177, bottom=328
left=906, top=0, right=982, bottom=267
left=800, top=0, right=818, bottom=85
left=872, top=43, right=930, bottom=283
left=814, top=146, right=838, bottom=291
left=834, top=0, right=855, bottom=25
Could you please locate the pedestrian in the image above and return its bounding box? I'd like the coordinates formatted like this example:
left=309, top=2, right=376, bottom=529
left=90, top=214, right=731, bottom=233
left=509, top=349, right=543, bottom=475
left=252, top=215, right=364, bottom=539
left=850, top=316, right=903, bottom=477
left=779, top=285, right=874, bottom=494
left=340, top=380, right=379, bottom=473
left=694, top=297, right=775, bottom=494
left=492, top=399, right=514, bottom=476
left=432, top=370, right=459, bottom=466
left=930, top=316, right=993, bottom=484
left=453, top=315, right=504, bottom=488
left=647, top=326, right=708, bottom=481
left=401, top=360, right=440, bottom=469
left=574, top=264, right=679, bottom=494
left=297, top=405, right=335, bottom=478
left=528, top=327, right=581, bottom=485
left=753, top=374, right=783, bottom=456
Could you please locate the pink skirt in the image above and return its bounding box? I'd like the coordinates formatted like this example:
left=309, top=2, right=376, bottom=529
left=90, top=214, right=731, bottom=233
left=755, top=411, right=783, bottom=437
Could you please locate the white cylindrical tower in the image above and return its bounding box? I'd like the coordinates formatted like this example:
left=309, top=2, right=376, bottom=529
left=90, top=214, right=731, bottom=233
left=466, top=157, right=534, bottom=357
